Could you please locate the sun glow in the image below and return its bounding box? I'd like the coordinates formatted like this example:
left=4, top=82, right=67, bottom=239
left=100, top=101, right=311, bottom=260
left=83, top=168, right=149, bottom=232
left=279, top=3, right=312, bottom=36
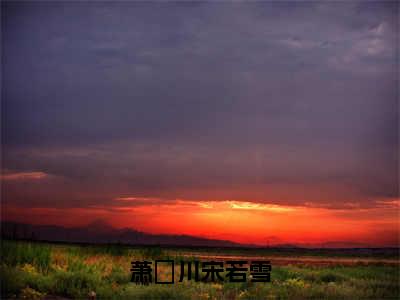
left=3, top=196, right=399, bottom=247
left=228, top=201, right=295, bottom=212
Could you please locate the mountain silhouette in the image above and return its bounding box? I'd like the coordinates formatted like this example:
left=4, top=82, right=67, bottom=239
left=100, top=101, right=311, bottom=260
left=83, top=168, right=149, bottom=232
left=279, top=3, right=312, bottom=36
left=85, top=219, right=115, bottom=233
left=1, top=221, right=243, bottom=247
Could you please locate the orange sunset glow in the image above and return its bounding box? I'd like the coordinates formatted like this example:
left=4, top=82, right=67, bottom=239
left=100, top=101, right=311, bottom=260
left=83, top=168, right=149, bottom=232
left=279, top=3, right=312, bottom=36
left=3, top=196, right=399, bottom=247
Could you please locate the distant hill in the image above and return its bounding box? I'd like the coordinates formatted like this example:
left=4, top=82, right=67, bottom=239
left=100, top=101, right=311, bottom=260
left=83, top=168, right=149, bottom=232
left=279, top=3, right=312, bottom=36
left=315, top=241, right=372, bottom=248
left=2, top=221, right=398, bottom=253
left=1, top=221, right=244, bottom=247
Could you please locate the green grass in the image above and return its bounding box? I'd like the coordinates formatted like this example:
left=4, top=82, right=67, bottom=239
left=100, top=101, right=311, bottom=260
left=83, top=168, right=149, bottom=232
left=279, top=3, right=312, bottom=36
left=1, top=240, right=399, bottom=299
left=1, top=240, right=51, bottom=272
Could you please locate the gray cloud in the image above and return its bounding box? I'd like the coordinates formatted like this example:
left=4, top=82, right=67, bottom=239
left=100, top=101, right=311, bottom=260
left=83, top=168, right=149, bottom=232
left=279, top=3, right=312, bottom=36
left=2, top=1, right=398, bottom=208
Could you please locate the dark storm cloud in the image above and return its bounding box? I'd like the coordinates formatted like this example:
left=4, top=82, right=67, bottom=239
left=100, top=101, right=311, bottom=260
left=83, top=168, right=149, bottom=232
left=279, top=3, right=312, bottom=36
left=2, top=1, right=398, bottom=208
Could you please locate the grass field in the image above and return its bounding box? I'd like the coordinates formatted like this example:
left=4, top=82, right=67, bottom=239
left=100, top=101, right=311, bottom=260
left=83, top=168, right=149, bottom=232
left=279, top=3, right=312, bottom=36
left=1, top=240, right=399, bottom=299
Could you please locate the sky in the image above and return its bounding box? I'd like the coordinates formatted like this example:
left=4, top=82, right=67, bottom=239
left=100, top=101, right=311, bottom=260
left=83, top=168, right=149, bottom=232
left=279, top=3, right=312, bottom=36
left=2, top=1, right=399, bottom=247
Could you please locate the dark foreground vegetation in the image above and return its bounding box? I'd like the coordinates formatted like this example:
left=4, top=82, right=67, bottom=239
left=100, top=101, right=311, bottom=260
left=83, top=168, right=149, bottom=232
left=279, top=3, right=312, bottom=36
left=1, top=240, right=399, bottom=299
